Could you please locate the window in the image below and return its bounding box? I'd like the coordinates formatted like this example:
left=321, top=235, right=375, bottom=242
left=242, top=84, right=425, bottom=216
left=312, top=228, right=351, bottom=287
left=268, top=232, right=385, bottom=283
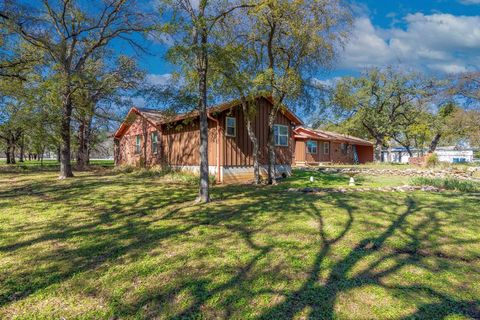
left=306, top=140, right=317, bottom=154
left=323, top=142, right=330, bottom=155
left=340, top=143, right=348, bottom=155
left=274, top=124, right=289, bottom=146
left=226, top=117, right=236, bottom=137
left=151, top=131, right=158, bottom=154
left=135, top=135, right=142, bottom=154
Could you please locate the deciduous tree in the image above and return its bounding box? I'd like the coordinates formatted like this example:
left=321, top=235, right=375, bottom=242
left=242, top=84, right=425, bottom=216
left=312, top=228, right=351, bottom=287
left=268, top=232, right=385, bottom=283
left=1, top=0, right=151, bottom=178
left=245, top=0, right=351, bottom=183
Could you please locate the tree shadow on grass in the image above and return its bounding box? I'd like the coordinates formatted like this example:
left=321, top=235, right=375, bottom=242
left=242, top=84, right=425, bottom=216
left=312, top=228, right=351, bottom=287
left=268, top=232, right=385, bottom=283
left=0, top=175, right=309, bottom=312
left=1, top=175, right=479, bottom=319
left=256, top=196, right=480, bottom=320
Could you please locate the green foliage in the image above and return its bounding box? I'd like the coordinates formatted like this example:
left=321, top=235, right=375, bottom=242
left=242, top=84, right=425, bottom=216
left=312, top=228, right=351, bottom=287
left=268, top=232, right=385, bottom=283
left=411, top=177, right=480, bottom=192
left=327, top=67, right=439, bottom=152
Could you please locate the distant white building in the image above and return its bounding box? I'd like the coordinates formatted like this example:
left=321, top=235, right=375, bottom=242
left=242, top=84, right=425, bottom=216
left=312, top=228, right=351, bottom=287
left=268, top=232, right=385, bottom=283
left=382, top=146, right=474, bottom=164
left=382, top=147, right=421, bottom=164
left=435, top=146, right=474, bottom=163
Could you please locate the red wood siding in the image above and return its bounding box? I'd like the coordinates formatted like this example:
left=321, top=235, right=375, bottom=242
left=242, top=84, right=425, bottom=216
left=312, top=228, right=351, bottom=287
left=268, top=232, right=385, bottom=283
left=116, top=115, right=162, bottom=166
left=217, top=98, right=294, bottom=166
left=116, top=97, right=296, bottom=170
left=293, top=139, right=374, bottom=165
left=160, top=119, right=217, bottom=166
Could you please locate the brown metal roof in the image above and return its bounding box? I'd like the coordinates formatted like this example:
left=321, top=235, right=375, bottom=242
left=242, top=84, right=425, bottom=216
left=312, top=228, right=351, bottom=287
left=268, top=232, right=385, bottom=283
left=114, top=96, right=303, bottom=139
left=294, top=127, right=373, bottom=146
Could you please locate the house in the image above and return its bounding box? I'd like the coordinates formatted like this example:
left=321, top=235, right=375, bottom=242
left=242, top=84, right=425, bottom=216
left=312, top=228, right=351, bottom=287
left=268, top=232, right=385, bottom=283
left=435, top=146, right=474, bottom=163
left=383, top=146, right=474, bottom=164
left=381, top=147, right=421, bottom=164
left=114, top=96, right=303, bottom=183
left=292, top=127, right=374, bottom=165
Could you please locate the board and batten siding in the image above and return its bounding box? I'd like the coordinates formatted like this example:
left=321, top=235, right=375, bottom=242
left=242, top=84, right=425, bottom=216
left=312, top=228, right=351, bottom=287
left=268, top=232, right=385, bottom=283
left=216, top=98, right=294, bottom=167
left=160, top=119, right=217, bottom=166
left=116, top=97, right=297, bottom=177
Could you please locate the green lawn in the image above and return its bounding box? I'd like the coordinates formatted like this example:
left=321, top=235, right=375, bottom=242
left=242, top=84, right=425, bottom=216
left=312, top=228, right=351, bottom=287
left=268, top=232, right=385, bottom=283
left=0, top=169, right=479, bottom=319
left=0, top=159, right=114, bottom=172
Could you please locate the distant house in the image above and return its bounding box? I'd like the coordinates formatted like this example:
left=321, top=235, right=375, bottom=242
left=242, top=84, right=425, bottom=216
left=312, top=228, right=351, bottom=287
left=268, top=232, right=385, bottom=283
left=381, top=147, right=421, bottom=164
left=292, top=127, right=374, bottom=165
left=114, top=96, right=303, bottom=183
left=384, top=146, right=474, bottom=164
left=435, top=146, right=474, bottom=163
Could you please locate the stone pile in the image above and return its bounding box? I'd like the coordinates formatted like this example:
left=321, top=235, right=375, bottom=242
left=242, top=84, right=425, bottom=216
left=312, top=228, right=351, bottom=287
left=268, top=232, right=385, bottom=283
left=287, top=185, right=442, bottom=194
left=299, top=166, right=480, bottom=182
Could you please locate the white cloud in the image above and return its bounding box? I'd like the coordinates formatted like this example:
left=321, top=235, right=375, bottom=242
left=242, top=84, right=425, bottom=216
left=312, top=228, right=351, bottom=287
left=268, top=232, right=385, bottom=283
left=339, top=13, right=480, bottom=74
left=459, top=0, right=480, bottom=5
left=146, top=73, right=173, bottom=86
left=310, top=77, right=342, bottom=88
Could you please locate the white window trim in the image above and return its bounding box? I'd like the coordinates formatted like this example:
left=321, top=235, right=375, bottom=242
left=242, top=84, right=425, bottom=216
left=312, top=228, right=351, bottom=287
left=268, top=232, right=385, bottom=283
left=151, top=132, right=159, bottom=154
left=274, top=124, right=289, bottom=147
left=135, top=135, right=142, bottom=154
left=226, top=117, right=236, bottom=137
left=306, top=140, right=318, bottom=154
left=323, top=142, right=330, bottom=155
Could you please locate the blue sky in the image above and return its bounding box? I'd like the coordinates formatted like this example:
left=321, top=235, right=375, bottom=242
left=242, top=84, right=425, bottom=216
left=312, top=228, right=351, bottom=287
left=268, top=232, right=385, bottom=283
left=21, top=0, right=480, bottom=87
left=136, top=0, right=480, bottom=86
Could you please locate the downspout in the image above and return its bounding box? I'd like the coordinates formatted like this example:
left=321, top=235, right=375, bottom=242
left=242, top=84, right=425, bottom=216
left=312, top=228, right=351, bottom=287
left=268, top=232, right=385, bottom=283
left=207, top=113, right=221, bottom=183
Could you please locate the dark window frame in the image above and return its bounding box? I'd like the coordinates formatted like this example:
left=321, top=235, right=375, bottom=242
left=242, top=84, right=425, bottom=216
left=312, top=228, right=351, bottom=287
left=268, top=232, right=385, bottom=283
left=306, top=140, right=318, bottom=154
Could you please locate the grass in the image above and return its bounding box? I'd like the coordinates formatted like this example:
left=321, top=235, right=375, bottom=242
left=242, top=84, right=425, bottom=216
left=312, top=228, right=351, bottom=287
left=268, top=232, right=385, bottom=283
left=281, top=169, right=412, bottom=189
left=0, top=168, right=479, bottom=319
left=0, top=159, right=114, bottom=173
left=411, top=177, right=480, bottom=193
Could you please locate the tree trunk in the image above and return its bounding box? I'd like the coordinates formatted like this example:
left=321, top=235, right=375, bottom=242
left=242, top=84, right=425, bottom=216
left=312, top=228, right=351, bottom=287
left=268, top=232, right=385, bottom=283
left=405, top=146, right=413, bottom=157
left=266, top=21, right=277, bottom=185
left=10, top=144, right=16, bottom=164
left=241, top=99, right=260, bottom=184
left=197, top=28, right=209, bottom=203
left=267, top=110, right=277, bottom=185
left=428, top=133, right=441, bottom=153
left=85, top=117, right=92, bottom=166
left=19, top=134, right=24, bottom=162
left=40, top=146, right=45, bottom=166
left=76, top=116, right=91, bottom=170
left=5, top=148, right=11, bottom=164
left=59, top=92, right=74, bottom=178
left=375, top=139, right=383, bottom=162
left=57, top=146, right=61, bottom=162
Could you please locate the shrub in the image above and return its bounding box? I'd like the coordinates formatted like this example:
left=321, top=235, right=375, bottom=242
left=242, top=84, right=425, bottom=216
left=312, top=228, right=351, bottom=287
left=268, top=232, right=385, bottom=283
left=113, top=165, right=135, bottom=174
left=113, top=165, right=217, bottom=185
left=411, top=177, right=480, bottom=193
left=425, top=153, right=439, bottom=167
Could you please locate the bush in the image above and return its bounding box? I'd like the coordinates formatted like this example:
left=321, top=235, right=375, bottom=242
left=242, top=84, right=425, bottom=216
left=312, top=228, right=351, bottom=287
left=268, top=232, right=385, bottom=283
left=411, top=177, right=480, bottom=192
left=113, top=165, right=217, bottom=185
left=425, top=153, right=439, bottom=167
left=113, top=165, right=135, bottom=174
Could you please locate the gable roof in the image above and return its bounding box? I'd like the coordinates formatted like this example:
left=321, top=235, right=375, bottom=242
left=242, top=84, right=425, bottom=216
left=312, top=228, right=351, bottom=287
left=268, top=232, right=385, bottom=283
left=114, top=96, right=303, bottom=139
left=294, top=127, right=373, bottom=146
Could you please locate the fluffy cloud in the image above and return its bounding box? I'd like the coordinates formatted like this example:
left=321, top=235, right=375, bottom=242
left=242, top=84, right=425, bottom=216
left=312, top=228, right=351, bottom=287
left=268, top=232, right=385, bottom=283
left=146, top=73, right=173, bottom=86
left=459, top=0, right=480, bottom=5
left=339, top=13, right=480, bottom=74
